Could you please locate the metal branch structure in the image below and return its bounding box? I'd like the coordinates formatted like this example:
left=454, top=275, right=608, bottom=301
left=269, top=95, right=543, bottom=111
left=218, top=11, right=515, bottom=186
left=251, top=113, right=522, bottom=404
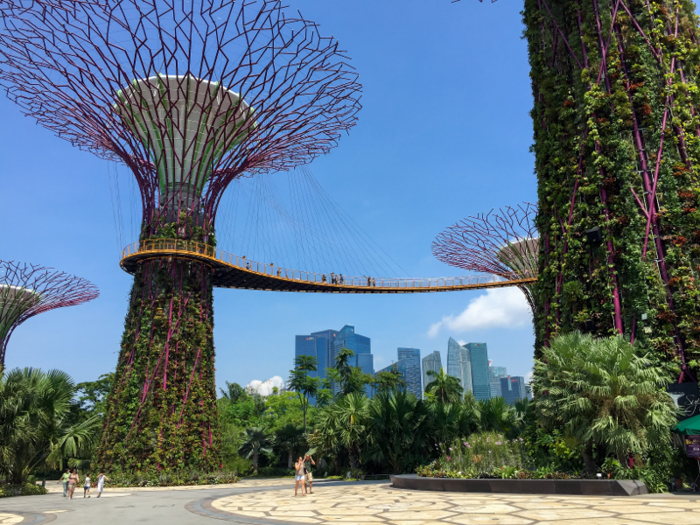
left=0, top=0, right=361, bottom=471
left=432, top=203, right=539, bottom=312
left=0, top=261, right=99, bottom=369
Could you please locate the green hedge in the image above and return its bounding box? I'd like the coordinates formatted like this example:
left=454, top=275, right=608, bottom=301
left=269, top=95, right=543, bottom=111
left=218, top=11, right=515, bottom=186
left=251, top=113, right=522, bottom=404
left=0, top=483, right=47, bottom=497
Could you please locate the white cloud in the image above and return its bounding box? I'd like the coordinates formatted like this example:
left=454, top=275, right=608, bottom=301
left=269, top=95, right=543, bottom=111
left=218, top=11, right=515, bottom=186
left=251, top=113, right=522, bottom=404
left=428, top=288, right=531, bottom=337
left=524, top=371, right=533, bottom=384
left=245, top=375, right=285, bottom=396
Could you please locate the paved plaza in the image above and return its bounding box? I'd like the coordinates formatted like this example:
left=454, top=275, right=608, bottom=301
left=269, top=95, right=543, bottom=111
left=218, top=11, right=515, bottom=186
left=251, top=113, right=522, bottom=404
left=2, top=479, right=700, bottom=524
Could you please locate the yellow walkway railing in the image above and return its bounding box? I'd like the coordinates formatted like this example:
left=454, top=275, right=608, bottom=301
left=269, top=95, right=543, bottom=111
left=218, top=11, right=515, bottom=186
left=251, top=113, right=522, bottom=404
left=120, top=239, right=537, bottom=292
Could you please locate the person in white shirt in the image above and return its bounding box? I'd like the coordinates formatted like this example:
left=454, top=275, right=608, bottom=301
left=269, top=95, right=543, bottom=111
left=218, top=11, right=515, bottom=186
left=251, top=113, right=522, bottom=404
left=96, top=472, right=110, bottom=498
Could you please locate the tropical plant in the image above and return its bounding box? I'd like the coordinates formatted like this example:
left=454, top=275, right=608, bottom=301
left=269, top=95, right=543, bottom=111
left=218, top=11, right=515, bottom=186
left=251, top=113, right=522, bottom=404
left=275, top=424, right=306, bottom=469
left=371, top=366, right=406, bottom=395
left=220, top=381, right=247, bottom=404
left=238, top=427, right=273, bottom=474
left=365, top=390, right=428, bottom=473
left=478, top=397, right=517, bottom=437
left=329, top=348, right=372, bottom=396
left=531, top=331, right=678, bottom=472
left=314, top=392, right=368, bottom=476
left=0, top=368, right=100, bottom=483
left=287, top=355, right=320, bottom=432
left=424, top=367, right=463, bottom=404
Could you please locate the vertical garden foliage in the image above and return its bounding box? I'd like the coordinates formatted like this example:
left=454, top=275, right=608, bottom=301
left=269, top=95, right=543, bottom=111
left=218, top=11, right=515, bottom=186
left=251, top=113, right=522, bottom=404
left=525, top=0, right=700, bottom=372
left=99, top=216, right=220, bottom=472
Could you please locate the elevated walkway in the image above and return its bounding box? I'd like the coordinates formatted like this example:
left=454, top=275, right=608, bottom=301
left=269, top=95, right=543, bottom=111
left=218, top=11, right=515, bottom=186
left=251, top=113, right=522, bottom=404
left=120, top=239, right=536, bottom=293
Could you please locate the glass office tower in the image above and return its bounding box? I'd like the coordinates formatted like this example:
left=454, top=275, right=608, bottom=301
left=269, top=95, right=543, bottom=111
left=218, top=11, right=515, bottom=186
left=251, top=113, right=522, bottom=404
left=333, top=325, right=373, bottom=396
left=501, top=375, right=527, bottom=405
left=396, top=347, right=421, bottom=398
left=465, top=343, right=490, bottom=401
left=447, top=337, right=472, bottom=394
left=489, top=366, right=508, bottom=398
left=422, top=350, right=442, bottom=395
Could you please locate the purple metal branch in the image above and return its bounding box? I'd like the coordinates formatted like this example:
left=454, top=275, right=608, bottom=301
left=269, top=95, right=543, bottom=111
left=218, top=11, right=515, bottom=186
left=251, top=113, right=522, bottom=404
left=0, top=260, right=99, bottom=367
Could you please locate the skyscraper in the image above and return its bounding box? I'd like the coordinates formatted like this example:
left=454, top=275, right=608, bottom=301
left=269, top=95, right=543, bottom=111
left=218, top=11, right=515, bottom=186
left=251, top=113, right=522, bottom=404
left=501, top=376, right=527, bottom=405
left=294, top=328, right=338, bottom=382
left=465, top=343, right=490, bottom=401
left=422, top=350, right=442, bottom=394
left=397, top=347, right=421, bottom=398
left=333, top=325, right=373, bottom=396
left=447, top=338, right=472, bottom=394
left=489, top=366, right=507, bottom=398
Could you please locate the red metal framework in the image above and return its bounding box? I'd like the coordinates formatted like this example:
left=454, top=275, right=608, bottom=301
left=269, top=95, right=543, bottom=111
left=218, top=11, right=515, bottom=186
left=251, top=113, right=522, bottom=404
left=0, top=260, right=99, bottom=368
left=0, top=0, right=362, bottom=234
left=432, top=203, right=538, bottom=311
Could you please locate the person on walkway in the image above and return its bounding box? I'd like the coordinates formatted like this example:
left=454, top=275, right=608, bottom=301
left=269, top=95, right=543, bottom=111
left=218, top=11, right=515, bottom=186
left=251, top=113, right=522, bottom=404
left=304, top=454, right=316, bottom=494
left=83, top=474, right=91, bottom=498
left=58, top=468, right=70, bottom=497
left=96, top=472, right=110, bottom=498
left=294, top=457, right=306, bottom=496
left=67, top=468, right=79, bottom=499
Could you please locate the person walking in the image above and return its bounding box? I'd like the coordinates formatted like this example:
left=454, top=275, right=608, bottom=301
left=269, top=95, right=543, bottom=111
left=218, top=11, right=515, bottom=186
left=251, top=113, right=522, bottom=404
left=67, top=468, right=79, bottom=499
left=96, top=472, right=110, bottom=498
left=58, top=468, right=70, bottom=497
left=304, top=454, right=316, bottom=494
left=83, top=474, right=91, bottom=498
left=294, top=457, right=306, bottom=496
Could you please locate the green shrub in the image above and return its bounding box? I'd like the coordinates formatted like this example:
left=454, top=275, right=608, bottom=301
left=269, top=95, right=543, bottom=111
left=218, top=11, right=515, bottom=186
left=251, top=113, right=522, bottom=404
left=107, top=469, right=238, bottom=487
left=0, top=483, right=47, bottom=497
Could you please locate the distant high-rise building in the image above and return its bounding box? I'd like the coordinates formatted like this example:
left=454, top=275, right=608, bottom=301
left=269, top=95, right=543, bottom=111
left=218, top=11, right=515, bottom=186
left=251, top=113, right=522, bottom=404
left=447, top=338, right=472, bottom=394
left=396, top=347, right=421, bottom=398
left=465, top=343, right=490, bottom=401
left=295, top=329, right=338, bottom=382
left=489, top=366, right=507, bottom=398
left=422, top=350, right=442, bottom=394
left=333, top=325, right=373, bottom=396
left=501, top=375, right=527, bottom=405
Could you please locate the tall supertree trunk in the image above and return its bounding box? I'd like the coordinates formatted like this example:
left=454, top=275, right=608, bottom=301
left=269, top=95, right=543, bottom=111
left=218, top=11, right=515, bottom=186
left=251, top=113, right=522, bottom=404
left=525, top=0, right=700, bottom=377
left=99, top=255, right=220, bottom=471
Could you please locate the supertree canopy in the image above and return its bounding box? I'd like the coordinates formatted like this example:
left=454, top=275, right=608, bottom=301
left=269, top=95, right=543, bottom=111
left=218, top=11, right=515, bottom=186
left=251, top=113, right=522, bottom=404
left=518, top=0, right=700, bottom=378
left=0, top=0, right=361, bottom=471
left=0, top=261, right=99, bottom=369
left=432, top=203, right=539, bottom=312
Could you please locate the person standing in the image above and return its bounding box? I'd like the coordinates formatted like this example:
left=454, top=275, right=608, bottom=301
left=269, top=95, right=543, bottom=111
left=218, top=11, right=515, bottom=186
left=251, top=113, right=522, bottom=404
left=57, top=468, right=70, bottom=497
left=67, top=468, right=79, bottom=499
left=83, top=474, right=91, bottom=498
left=294, top=457, right=306, bottom=497
left=96, top=472, right=110, bottom=498
left=304, top=454, right=316, bottom=494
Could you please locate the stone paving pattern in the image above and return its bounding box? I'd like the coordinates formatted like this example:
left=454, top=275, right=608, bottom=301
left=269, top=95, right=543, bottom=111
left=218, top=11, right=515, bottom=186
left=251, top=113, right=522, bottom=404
left=210, top=483, right=700, bottom=524
left=0, top=514, right=22, bottom=525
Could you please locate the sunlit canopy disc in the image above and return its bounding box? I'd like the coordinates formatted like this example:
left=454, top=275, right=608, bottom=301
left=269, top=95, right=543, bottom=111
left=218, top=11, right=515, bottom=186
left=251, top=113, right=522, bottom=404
left=0, top=284, right=41, bottom=341
left=115, top=74, right=255, bottom=208
left=496, top=238, right=539, bottom=278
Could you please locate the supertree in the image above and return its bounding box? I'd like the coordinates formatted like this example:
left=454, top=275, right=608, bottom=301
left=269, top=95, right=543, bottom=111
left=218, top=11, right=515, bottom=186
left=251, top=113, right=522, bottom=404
left=0, top=0, right=361, bottom=471
left=457, top=0, right=700, bottom=376
left=432, top=203, right=539, bottom=312
left=0, top=261, right=99, bottom=369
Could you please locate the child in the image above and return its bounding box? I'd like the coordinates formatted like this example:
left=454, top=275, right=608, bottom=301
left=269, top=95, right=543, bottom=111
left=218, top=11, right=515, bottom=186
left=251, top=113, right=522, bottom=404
left=84, top=474, right=91, bottom=498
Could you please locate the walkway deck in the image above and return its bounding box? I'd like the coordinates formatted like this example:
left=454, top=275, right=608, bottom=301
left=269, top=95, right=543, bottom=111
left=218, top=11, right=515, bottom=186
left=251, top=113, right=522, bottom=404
left=120, top=239, right=536, bottom=293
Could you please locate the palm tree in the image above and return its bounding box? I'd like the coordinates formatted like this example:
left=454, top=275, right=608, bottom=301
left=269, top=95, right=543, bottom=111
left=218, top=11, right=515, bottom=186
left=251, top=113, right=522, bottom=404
left=478, top=396, right=517, bottom=436
left=365, top=390, right=428, bottom=473
left=288, top=355, right=320, bottom=432
left=531, top=331, right=677, bottom=472
left=316, top=393, right=368, bottom=476
left=425, top=367, right=463, bottom=403
left=238, top=427, right=273, bottom=474
left=275, top=424, right=305, bottom=469
left=0, top=367, right=100, bottom=483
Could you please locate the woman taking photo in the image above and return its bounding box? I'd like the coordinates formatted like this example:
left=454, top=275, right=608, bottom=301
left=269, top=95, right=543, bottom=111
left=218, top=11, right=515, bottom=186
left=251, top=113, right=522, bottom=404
left=294, top=457, right=306, bottom=496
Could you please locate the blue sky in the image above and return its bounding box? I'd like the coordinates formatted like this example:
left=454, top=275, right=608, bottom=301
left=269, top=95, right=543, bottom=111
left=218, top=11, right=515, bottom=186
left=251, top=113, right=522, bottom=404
left=0, top=0, right=537, bottom=389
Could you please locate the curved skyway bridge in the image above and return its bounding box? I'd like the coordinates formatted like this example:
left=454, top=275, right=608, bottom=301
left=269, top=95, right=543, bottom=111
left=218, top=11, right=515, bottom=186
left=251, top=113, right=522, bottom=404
left=120, top=239, right=536, bottom=294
